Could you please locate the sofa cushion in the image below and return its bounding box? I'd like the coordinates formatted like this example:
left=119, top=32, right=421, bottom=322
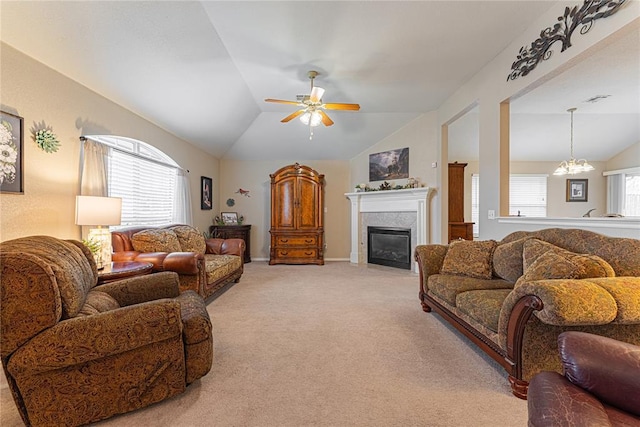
left=428, top=274, right=513, bottom=307
left=456, top=289, right=513, bottom=333
left=493, top=236, right=533, bottom=283
left=204, top=254, right=242, bottom=284
left=517, top=240, right=615, bottom=288
left=441, top=239, right=497, bottom=280
left=131, top=229, right=182, bottom=253
left=170, top=225, right=206, bottom=254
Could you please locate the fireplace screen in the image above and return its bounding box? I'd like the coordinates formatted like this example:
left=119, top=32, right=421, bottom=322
left=367, top=227, right=411, bottom=270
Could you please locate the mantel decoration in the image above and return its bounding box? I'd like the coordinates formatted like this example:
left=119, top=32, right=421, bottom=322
left=0, top=111, right=24, bottom=194
left=355, top=177, right=421, bottom=192
left=31, top=122, right=61, bottom=153
left=507, top=0, right=626, bottom=81
left=553, top=107, right=594, bottom=175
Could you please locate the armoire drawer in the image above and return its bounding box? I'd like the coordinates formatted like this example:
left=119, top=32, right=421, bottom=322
left=275, top=235, right=317, bottom=246
left=274, top=248, right=318, bottom=259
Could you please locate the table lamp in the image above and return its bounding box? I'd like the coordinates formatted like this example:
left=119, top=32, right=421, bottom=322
left=75, top=195, right=122, bottom=269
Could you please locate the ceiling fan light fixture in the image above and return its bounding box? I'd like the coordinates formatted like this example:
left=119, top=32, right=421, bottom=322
left=553, top=108, right=593, bottom=176
left=300, top=110, right=322, bottom=127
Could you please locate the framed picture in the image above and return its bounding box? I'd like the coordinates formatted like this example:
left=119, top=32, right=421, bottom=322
left=201, top=176, right=212, bottom=210
left=369, top=147, right=409, bottom=182
left=221, top=212, right=238, bottom=225
left=566, top=179, right=588, bottom=202
left=0, top=111, right=24, bottom=194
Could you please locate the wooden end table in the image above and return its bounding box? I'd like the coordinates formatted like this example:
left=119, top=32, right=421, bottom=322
left=97, top=261, right=154, bottom=285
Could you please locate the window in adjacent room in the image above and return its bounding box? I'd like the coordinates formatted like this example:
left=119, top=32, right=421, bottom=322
left=471, top=174, right=548, bottom=236
left=605, top=167, right=640, bottom=217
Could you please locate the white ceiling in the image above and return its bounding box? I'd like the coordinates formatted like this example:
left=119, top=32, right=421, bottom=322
left=2, top=1, right=636, bottom=162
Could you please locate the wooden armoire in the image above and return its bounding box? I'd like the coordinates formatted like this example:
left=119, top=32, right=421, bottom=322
left=269, top=163, right=325, bottom=265
left=448, top=162, right=474, bottom=242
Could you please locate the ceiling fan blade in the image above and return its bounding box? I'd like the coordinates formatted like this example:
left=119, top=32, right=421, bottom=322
left=323, top=102, right=360, bottom=111
left=309, top=87, right=325, bottom=103
left=281, top=109, right=305, bottom=123
left=265, top=98, right=300, bottom=105
left=319, top=110, right=334, bottom=127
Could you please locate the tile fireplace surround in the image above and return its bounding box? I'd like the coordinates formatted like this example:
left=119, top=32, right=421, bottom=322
left=345, top=188, right=433, bottom=273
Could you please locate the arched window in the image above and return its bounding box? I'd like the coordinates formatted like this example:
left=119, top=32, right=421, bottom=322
left=81, top=135, right=192, bottom=228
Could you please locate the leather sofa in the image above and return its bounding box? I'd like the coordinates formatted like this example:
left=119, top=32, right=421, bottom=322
left=415, top=228, right=640, bottom=399
left=0, top=235, right=213, bottom=427
left=112, top=224, right=245, bottom=300
left=528, top=331, right=640, bottom=426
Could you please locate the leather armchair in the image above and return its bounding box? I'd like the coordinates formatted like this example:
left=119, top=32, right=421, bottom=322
left=112, top=224, right=245, bottom=300
left=528, top=331, right=640, bottom=426
left=0, top=236, right=213, bottom=427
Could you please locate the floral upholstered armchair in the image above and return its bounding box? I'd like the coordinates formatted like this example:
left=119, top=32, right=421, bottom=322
left=0, top=235, right=213, bottom=427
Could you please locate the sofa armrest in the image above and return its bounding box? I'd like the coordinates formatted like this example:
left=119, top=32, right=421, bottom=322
left=206, top=238, right=245, bottom=258
left=501, top=279, right=619, bottom=328
left=559, top=331, right=640, bottom=416
left=414, top=244, right=448, bottom=294
left=162, top=252, right=204, bottom=274
left=528, top=371, right=612, bottom=427
left=98, top=271, right=181, bottom=306
left=7, top=300, right=183, bottom=377
left=112, top=250, right=141, bottom=262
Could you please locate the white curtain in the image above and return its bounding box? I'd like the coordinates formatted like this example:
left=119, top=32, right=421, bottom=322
left=173, top=168, right=193, bottom=225
left=80, top=138, right=110, bottom=196
left=606, top=174, right=624, bottom=215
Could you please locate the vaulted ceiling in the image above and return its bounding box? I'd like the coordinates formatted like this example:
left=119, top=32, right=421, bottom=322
left=1, top=1, right=637, bottom=162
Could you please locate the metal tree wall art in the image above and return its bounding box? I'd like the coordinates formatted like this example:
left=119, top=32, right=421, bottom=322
left=507, top=0, right=627, bottom=81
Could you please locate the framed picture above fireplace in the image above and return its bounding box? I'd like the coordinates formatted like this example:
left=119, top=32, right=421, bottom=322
left=369, top=147, right=409, bottom=182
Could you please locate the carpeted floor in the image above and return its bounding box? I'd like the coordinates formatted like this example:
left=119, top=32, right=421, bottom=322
left=1, top=262, right=527, bottom=426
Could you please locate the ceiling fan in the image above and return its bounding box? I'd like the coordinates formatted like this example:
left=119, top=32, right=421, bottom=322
left=265, top=71, right=360, bottom=139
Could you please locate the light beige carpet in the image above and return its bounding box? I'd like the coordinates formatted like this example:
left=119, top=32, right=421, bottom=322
left=1, top=262, right=527, bottom=426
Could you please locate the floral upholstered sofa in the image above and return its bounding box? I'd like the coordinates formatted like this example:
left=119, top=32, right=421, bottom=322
left=415, top=228, right=640, bottom=399
left=112, top=224, right=244, bottom=300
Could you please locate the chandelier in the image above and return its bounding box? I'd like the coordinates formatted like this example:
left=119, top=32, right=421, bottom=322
left=553, top=107, right=594, bottom=176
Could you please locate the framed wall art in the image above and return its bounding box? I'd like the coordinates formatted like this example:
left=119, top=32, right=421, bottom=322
left=201, top=176, right=212, bottom=210
left=566, top=179, right=588, bottom=202
left=369, top=147, right=409, bottom=182
left=221, top=212, right=238, bottom=225
left=0, top=111, right=24, bottom=194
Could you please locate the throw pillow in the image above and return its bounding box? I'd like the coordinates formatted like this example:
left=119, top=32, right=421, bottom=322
left=492, top=236, right=534, bottom=283
left=170, top=225, right=206, bottom=254
left=441, top=239, right=497, bottom=280
left=522, top=239, right=615, bottom=277
left=131, top=229, right=181, bottom=253
left=515, top=241, right=615, bottom=288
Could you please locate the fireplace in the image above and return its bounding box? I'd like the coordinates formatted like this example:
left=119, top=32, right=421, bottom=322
left=367, top=227, right=411, bottom=270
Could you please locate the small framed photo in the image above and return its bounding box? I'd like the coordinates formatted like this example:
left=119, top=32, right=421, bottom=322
left=201, top=176, right=212, bottom=210
left=0, top=111, right=24, bottom=194
left=566, top=179, right=588, bottom=202
left=221, top=212, right=238, bottom=225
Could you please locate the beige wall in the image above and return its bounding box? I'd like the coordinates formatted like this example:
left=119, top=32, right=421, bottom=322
left=606, top=141, right=640, bottom=171
left=0, top=43, right=219, bottom=242
left=219, top=159, right=350, bottom=261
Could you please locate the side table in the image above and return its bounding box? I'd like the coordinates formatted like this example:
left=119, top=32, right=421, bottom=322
left=209, top=224, right=251, bottom=263
left=97, top=261, right=154, bottom=285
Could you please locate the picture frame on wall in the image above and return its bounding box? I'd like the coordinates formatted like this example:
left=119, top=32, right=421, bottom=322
left=369, top=147, right=409, bottom=182
left=566, top=178, right=588, bottom=202
left=201, top=176, right=212, bottom=210
left=221, top=212, right=238, bottom=225
left=0, top=111, right=24, bottom=194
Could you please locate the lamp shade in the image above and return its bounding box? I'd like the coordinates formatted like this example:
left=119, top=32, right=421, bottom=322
left=75, top=196, right=122, bottom=226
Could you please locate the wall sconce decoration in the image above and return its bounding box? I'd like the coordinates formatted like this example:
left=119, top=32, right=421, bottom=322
left=31, top=121, right=61, bottom=153
left=75, top=195, right=122, bottom=269
left=507, top=0, right=627, bottom=81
